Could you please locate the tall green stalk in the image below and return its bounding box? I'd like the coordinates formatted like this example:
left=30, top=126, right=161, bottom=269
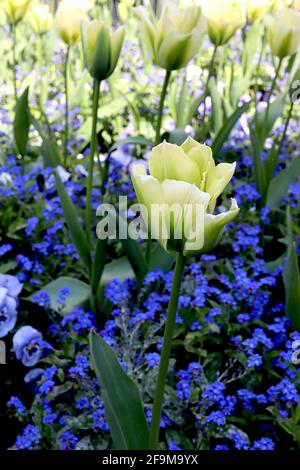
left=11, top=23, right=17, bottom=104
left=64, top=46, right=70, bottom=166
left=149, top=251, right=185, bottom=449
left=85, top=78, right=101, bottom=246
left=276, top=98, right=294, bottom=158
left=254, top=27, right=266, bottom=112
left=265, top=58, right=283, bottom=126
left=155, top=70, right=171, bottom=146
left=202, top=44, right=218, bottom=125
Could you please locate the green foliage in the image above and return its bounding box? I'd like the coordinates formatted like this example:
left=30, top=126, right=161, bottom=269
left=90, top=331, right=149, bottom=450
left=29, top=277, right=90, bottom=314
left=14, top=86, right=30, bottom=156
left=283, top=208, right=300, bottom=331
left=55, top=171, right=91, bottom=274
left=266, top=154, right=300, bottom=208
left=212, top=102, right=251, bottom=157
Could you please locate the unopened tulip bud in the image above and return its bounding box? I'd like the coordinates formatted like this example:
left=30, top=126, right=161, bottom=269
left=2, top=0, right=32, bottom=24
left=81, top=20, right=125, bottom=81
left=118, top=0, right=135, bottom=22
left=201, top=0, right=246, bottom=46
left=265, top=8, right=300, bottom=58
left=134, top=3, right=206, bottom=71
left=246, top=0, right=272, bottom=22
left=55, top=2, right=86, bottom=46
left=27, top=3, right=52, bottom=35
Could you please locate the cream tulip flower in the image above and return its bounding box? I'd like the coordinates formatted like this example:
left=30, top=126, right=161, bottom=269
left=131, top=139, right=239, bottom=256
left=265, top=7, right=300, bottom=58
left=81, top=20, right=125, bottom=81
left=55, top=2, right=86, bottom=46
left=134, top=3, right=206, bottom=71
left=246, top=0, right=273, bottom=21
left=2, top=0, right=31, bottom=24
left=201, top=0, right=246, bottom=46
left=27, top=3, right=52, bottom=34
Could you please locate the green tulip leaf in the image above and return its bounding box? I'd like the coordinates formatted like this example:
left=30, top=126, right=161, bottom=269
left=283, top=208, right=300, bottom=331
left=90, top=330, right=149, bottom=450
left=149, top=243, right=176, bottom=273
left=42, top=138, right=61, bottom=168
left=255, top=92, right=286, bottom=146
left=109, top=136, right=153, bottom=155
left=101, top=257, right=135, bottom=286
left=14, top=86, right=30, bottom=156
left=0, top=261, right=17, bottom=274
left=28, top=276, right=90, bottom=314
left=55, top=171, right=91, bottom=274
left=266, top=154, right=300, bottom=208
left=185, top=93, right=206, bottom=125
left=176, top=76, right=188, bottom=128
left=250, top=129, right=267, bottom=199
left=212, top=101, right=251, bottom=157
left=167, top=128, right=188, bottom=146
left=91, top=238, right=107, bottom=295
left=209, top=80, right=223, bottom=134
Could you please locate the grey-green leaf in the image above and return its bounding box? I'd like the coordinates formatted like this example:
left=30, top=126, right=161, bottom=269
left=28, top=276, right=90, bottom=314
left=90, top=331, right=149, bottom=449
left=108, top=136, right=153, bottom=155
left=283, top=209, right=300, bottom=331
left=149, top=244, right=175, bottom=273
left=255, top=92, right=286, bottom=147
left=14, top=86, right=30, bottom=156
left=209, top=80, right=223, bottom=134
left=42, top=138, right=61, bottom=168
left=101, top=257, right=134, bottom=286
left=250, top=129, right=267, bottom=198
left=212, top=101, right=251, bottom=157
left=266, top=154, right=300, bottom=208
left=55, top=171, right=91, bottom=274
left=117, top=214, right=148, bottom=282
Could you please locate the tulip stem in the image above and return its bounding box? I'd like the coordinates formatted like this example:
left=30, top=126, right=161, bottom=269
left=149, top=251, right=185, bottom=450
left=11, top=23, right=17, bottom=104
left=63, top=46, right=70, bottom=167
left=254, top=26, right=266, bottom=112
left=155, top=70, right=171, bottom=146
left=85, top=78, right=101, bottom=246
left=276, top=98, right=294, bottom=160
left=202, top=45, right=218, bottom=127
left=265, top=58, right=283, bottom=128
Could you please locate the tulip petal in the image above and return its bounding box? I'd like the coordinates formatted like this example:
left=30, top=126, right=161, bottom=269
left=181, top=137, right=215, bottom=189
left=177, top=15, right=206, bottom=66
left=157, top=30, right=193, bottom=70
left=131, top=165, right=169, bottom=250
left=162, top=179, right=210, bottom=253
left=149, top=141, right=201, bottom=187
left=186, top=198, right=239, bottom=256
left=206, top=162, right=236, bottom=212
left=133, top=7, right=156, bottom=59
left=108, top=26, right=125, bottom=77
left=92, top=24, right=111, bottom=80
left=178, top=6, right=202, bottom=34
